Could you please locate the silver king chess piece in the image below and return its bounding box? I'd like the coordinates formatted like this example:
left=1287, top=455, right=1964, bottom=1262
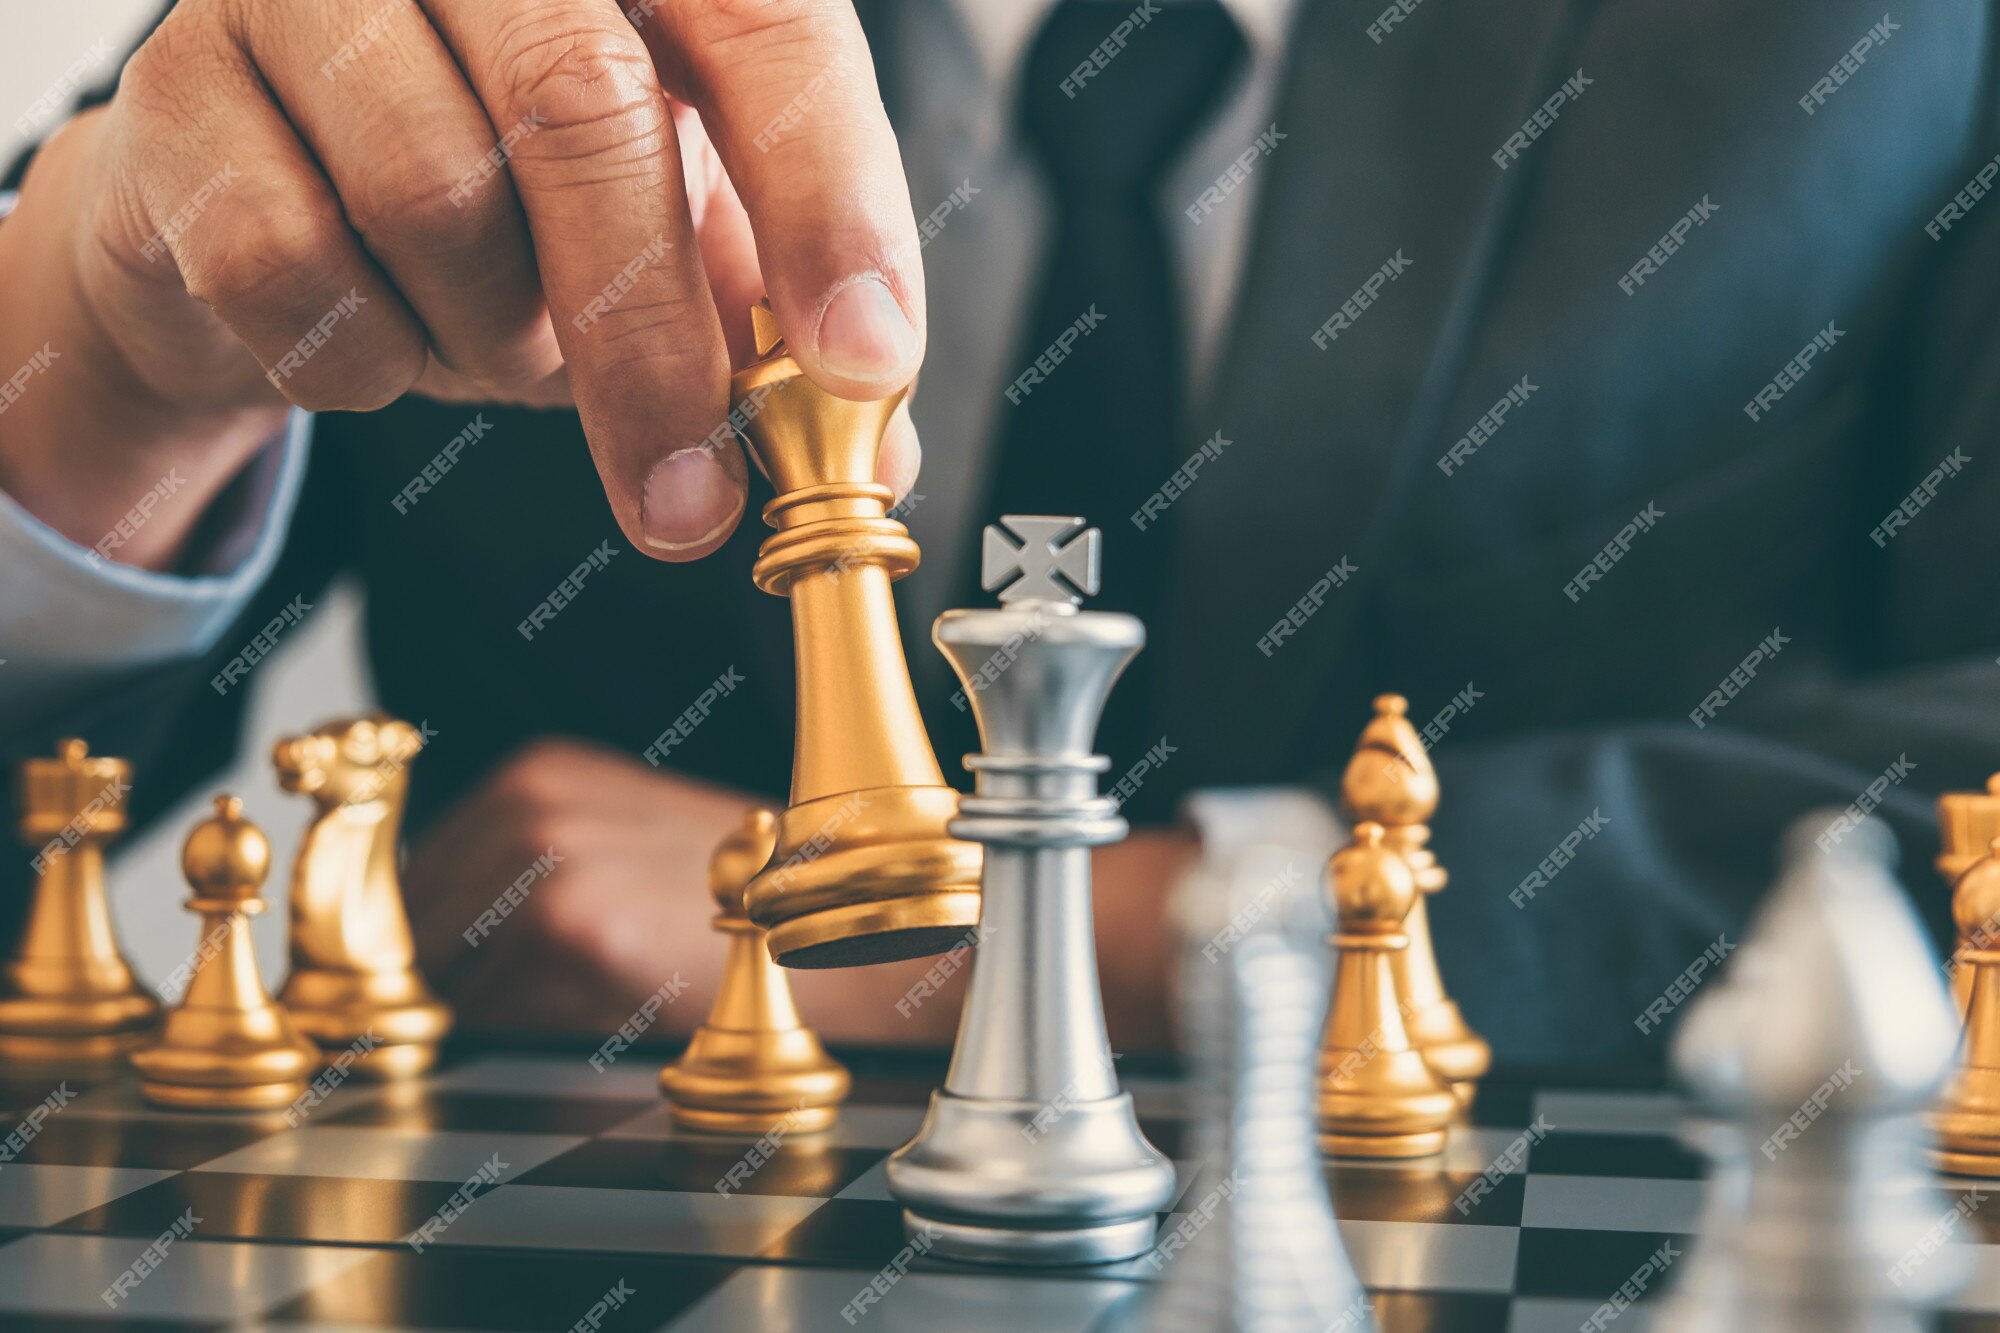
left=886, top=515, right=1177, bottom=1265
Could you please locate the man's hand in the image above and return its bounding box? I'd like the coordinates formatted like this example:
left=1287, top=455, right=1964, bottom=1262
left=404, top=737, right=1192, bottom=1051
left=0, top=0, right=923, bottom=568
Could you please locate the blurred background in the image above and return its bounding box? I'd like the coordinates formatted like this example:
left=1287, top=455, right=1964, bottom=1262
left=6, top=6, right=373, bottom=990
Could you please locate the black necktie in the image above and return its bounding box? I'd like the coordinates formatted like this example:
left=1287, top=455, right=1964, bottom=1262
left=982, top=0, right=1246, bottom=819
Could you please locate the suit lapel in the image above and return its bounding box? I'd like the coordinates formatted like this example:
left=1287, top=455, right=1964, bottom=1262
left=1160, top=0, right=1589, bottom=786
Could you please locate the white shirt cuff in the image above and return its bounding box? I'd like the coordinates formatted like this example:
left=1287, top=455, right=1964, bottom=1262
left=0, top=407, right=314, bottom=724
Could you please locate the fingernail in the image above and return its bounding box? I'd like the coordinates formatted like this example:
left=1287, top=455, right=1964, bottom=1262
left=642, top=446, right=744, bottom=551
left=817, top=277, right=918, bottom=384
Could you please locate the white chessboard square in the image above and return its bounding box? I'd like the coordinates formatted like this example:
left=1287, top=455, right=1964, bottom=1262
left=1520, top=1174, right=1705, bottom=1234
left=0, top=1234, right=374, bottom=1320
left=671, top=1263, right=1144, bottom=1332
left=188, top=1125, right=582, bottom=1182
left=1943, top=1241, right=2000, bottom=1314
left=1508, top=1296, right=1659, bottom=1332
left=0, top=1163, right=173, bottom=1227
left=417, top=1182, right=825, bottom=1257
left=1337, top=1217, right=1519, bottom=1293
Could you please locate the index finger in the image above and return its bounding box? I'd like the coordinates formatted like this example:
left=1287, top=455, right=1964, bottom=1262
left=638, top=0, right=926, bottom=401
left=420, top=0, right=746, bottom=558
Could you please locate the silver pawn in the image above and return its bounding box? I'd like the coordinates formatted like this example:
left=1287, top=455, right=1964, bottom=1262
left=1655, top=814, right=1967, bottom=1333
left=1144, top=838, right=1373, bottom=1332
left=887, top=516, right=1177, bottom=1265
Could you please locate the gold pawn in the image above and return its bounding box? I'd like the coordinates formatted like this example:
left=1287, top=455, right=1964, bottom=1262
left=1937, top=775, right=2000, bottom=1014
left=0, top=740, right=161, bottom=1062
left=272, top=717, right=452, bottom=1078
left=1342, top=693, right=1491, bottom=1102
left=1932, top=836, right=2000, bottom=1174
left=132, top=796, right=321, bottom=1111
left=661, top=809, right=850, bottom=1134
left=1318, top=822, right=1459, bottom=1158
left=733, top=304, right=982, bottom=970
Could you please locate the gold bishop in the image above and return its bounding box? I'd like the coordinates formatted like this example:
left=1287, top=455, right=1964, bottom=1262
left=1341, top=694, right=1490, bottom=1101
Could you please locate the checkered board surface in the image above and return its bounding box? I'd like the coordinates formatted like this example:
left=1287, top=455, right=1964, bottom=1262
left=1, top=1052, right=1996, bottom=1333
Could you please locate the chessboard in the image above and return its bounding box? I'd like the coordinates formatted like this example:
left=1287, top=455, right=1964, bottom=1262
left=0, top=1047, right=1994, bottom=1333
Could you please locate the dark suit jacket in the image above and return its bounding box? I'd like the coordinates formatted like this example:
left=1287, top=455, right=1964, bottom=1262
left=7, top=0, right=1999, bottom=1066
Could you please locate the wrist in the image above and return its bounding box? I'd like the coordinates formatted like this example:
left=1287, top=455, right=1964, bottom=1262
left=0, top=110, right=285, bottom=570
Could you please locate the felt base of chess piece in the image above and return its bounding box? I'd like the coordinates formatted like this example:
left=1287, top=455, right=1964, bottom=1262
left=1, top=741, right=161, bottom=1064
left=1318, top=824, right=1458, bottom=1159
left=273, top=718, right=452, bottom=1079
left=133, top=797, right=322, bottom=1112
left=661, top=810, right=849, bottom=1135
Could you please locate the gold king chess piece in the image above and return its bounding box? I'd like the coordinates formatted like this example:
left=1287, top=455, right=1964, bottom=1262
left=659, top=808, right=850, bottom=1133
left=0, top=741, right=162, bottom=1061
left=1317, top=822, right=1459, bottom=1157
left=733, top=303, right=981, bottom=968
left=1937, top=775, right=2000, bottom=1014
left=133, top=796, right=321, bottom=1110
left=1342, top=694, right=1490, bottom=1102
left=272, top=717, right=451, bottom=1077
left=1931, top=837, right=2000, bottom=1175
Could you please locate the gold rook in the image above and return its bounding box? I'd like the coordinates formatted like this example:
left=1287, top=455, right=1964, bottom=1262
left=0, top=740, right=160, bottom=1062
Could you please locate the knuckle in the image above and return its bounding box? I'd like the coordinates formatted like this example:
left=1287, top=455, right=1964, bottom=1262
left=489, top=13, right=663, bottom=144
left=345, top=148, right=504, bottom=261
left=185, top=208, right=351, bottom=315
left=281, top=354, right=422, bottom=415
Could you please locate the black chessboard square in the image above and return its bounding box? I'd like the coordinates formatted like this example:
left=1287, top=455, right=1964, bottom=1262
left=844, top=1072, right=945, bottom=1107
left=0, top=1115, right=285, bottom=1171
left=1524, top=1131, right=1705, bottom=1181
left=1943, top=1316, right=2000, bottom=1333
left=0, top=1315, right=218, bottom=1332
left=1328, top=1166, right=1525, bottom=1227
left=317, top=1090, right=654, bottom=1135
left=1513, top=1226, right=1689, bottom=1301
left=49, top=1172, right=462, bottom=1246
left=1134, top=1115, right=1189, bottom=1160
left=1462, top=1082, right=1536, bottom=1129
left=759, top=1197, right=911, bottom=1268
left=513, top=1135, right=881, bottom=1198
left=259, top=1247, right=736, bottom=1330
